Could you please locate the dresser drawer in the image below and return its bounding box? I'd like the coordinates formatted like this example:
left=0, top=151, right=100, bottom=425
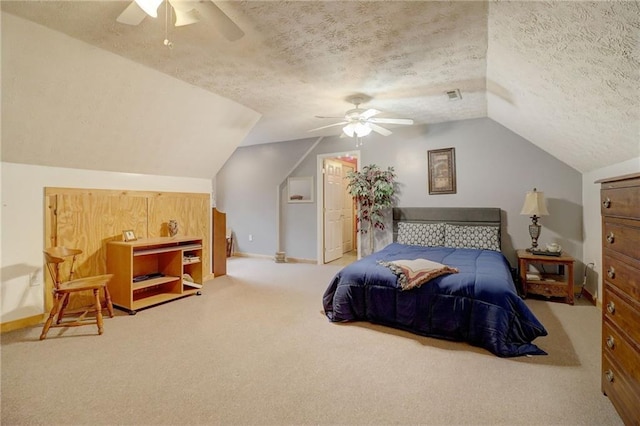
left=603, top=219, right=640, bottom=261
left=604, top=255, right=640, bottom=301
left=601, top=177, right=640, bottom=219
left=604, top=284, right=640, bottom=346
left=603, top=321, right=640, bottom=392
left=602, top=355, right=640, bottom=425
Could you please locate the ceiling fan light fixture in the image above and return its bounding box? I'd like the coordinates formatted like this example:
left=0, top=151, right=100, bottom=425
left=343, top=122, right=372, bottom=138
left=135, top=0, right=163, bottom=18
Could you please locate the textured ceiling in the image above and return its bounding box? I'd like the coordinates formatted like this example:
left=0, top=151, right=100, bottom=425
left=2, top=1, right=639, bottom=173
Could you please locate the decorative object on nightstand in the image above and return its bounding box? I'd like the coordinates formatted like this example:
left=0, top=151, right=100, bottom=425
left=520, top=188, right=549, bottom=251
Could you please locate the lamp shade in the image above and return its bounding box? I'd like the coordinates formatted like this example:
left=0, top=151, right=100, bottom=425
left=520, top=188, right=549, bottom=216
left=135, top=0, right=163, bottom=18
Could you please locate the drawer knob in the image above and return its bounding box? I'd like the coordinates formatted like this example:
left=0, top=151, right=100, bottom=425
left=606, top=232, right=615, bottom=244
left=602, top=198, right=611, bottom=208
left=607, top=267, right=615, bottom=279
left=606, top=335, right=615, bottom=349
left=607, top=301, right=616, bottom=314
left=605, top=369, right=614, bottom=383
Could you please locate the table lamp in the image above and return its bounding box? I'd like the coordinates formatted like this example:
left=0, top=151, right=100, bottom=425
left=520, top=188, right=549, bottom=251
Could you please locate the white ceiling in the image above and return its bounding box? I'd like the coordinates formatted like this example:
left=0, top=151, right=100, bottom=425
left=2, top=1, right=639, bottom=173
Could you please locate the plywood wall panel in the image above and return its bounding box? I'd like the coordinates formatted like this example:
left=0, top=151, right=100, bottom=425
left=53, top=193, right=147, bottom=308
left=44, top=188, right=210, bottom=312
left=148, top=194, right=210, bottom=276
left=55, top=194, right=148, bottom=276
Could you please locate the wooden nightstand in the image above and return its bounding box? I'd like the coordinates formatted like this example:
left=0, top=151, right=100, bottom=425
left=517, top=250, right=575, bottom=305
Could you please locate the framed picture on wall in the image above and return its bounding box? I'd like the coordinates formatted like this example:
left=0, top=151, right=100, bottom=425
left=427, top=147, right=456, bottom=195
left=122, top=230, right=137, bottom=242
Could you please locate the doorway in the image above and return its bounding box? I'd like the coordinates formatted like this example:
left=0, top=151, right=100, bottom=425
left=316, top=151, right=360, bottom=264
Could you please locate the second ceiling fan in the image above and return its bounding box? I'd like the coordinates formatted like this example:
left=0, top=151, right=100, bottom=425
left=310, top=96, right=414, bottom=138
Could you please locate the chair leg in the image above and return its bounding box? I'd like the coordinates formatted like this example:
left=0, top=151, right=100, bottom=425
left=103, top=286, right=114, bottom=318
left=56, top=293, right=70, bottom=325
left=94, top=289, right=104, bottom=335
left=40, top=294, right=63, bottom=340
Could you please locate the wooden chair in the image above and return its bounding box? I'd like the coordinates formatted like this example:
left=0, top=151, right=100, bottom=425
left=40, top=247, right=114, bottom=340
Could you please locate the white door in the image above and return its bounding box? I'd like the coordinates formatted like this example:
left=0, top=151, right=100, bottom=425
left=323, top=159, right=343, bottom=263
left=342, top=164, right=354, bottom=253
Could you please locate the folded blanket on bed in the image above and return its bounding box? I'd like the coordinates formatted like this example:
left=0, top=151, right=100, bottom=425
left=379, top=258, right=459, bottom=290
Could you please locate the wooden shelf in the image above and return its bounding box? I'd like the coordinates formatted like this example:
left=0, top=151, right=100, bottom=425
left=526, top=274, right=566, bottom=285
left=133, top=243, right=203, bottom=257
left=132, top=276, right=179, bottom=291
left=131, top=292, right=190, bottom=311
left=107, top=237, right=204, bottom=314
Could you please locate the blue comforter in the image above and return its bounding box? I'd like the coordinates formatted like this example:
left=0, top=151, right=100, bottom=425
left=322, top=243, right=547, bottom=357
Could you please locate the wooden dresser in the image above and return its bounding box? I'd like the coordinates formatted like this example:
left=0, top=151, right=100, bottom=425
left=597, top=172, right=640, bottom=425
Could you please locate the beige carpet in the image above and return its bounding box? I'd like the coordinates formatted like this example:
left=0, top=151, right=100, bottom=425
left=1, top=257, right=623, bottom=425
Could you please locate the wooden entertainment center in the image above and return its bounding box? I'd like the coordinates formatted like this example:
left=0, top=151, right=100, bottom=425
left=107, top=237, right=204, bottom=314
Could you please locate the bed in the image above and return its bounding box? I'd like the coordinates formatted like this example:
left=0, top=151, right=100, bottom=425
left=322, top=207, right=548, bottom=357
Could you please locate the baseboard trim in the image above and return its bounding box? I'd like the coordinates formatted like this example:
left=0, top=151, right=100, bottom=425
left=285, top=257, right=316, bottom=264
left=232, top=252, right=274, bottom=260
left=231, top=252, right=317, bottom=264
left=1, top=314, right=45, bottom=333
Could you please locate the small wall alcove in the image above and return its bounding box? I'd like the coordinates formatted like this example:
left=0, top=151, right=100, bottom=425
left=287, top=176, right=314, bottom=203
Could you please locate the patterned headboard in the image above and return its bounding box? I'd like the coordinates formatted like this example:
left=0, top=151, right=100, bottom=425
left=392, top=207, right=502, bottom=250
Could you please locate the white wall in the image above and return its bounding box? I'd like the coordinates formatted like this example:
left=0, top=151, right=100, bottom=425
left=0, top=162, right=212, bottom=323
left=582, top=157, right=640, bottom=303
left=2, top=12, right=260, bottom=179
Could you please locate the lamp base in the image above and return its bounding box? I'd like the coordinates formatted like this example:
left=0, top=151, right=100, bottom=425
left=528, top=217, right=541, bottom=250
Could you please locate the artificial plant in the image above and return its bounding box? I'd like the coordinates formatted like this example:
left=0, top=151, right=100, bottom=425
left=346, top=164, right=397, bottom=254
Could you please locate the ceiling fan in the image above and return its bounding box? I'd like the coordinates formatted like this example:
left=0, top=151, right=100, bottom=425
left=116, top=0, right=244, bottom=42
left=309, top=96, right=414, bottom=138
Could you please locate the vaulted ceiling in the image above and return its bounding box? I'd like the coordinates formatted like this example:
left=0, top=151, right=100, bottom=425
left=2, top=1, right=639, bottom=174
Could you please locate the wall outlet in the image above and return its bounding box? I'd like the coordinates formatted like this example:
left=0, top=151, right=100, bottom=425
left=249, top=234, right=253, bottom=242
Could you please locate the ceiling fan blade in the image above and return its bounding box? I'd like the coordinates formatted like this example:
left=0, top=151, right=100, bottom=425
left=169, top=0, right=200, bottom=26
left=174, top=9, right=200, bottom=26
left=315, top=115, right=345, bottom=119
left=368, top=123, right=393, bottom=136
left=360, top=108, right=380, bottom=119
left=308, top=122, right=348, bottom=132
left=116, top=1, right=147, bottom=25
left=195, top=0, right=245, bottom=41
left=368, top=117, right=414, bottom=125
